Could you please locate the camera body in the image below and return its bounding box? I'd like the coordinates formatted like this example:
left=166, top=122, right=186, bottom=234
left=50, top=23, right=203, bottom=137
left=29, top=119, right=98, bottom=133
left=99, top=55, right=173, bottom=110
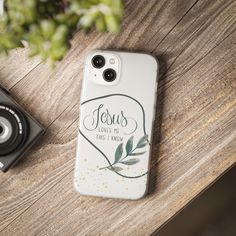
left=0, top=86, right=45, bottom=172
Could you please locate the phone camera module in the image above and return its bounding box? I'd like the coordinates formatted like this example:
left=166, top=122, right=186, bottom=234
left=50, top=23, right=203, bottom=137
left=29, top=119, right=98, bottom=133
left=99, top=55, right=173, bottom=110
left=92, top=55, right=105, bottom=68
left=103, top=69, right=116, bottom=82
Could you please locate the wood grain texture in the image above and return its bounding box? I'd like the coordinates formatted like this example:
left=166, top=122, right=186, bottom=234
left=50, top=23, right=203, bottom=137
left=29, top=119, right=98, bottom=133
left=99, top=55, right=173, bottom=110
left=0, top=0, right=236, bottom=235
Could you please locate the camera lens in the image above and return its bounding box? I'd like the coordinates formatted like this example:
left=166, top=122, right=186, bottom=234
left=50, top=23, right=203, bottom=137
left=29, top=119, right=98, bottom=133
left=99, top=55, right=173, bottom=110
left=0, top=104, right=28, bottom=156
left=0, top=117, right=13, bottom=144
left=92, top=55, right=105, bottom=68
left=103, top=69, right=116, bottom=82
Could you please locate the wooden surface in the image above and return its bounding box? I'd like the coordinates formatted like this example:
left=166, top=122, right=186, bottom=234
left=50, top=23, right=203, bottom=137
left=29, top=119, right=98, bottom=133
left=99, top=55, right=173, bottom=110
left=0, top=0, right=236, bottom=235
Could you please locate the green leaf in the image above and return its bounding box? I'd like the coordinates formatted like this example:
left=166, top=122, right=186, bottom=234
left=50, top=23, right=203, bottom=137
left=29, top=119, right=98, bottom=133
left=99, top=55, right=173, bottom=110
left=104, top=14, right=120, bottom=32
left=79, top=12, right=98, bottom=29
left=129, top=151, right=146, bottom=156
left=52, top=25, right=69, bottom=44
left=51, top=44, right=70, bottom=61
left=136, top=135, right=148, bottom=148
left=40, top=20, right=56, bottom=40
left=108, top=166, right=123, bottom=172
left=114, top=143, right=123, bottom=164
left=126, top=136, right=133, bottom=155
left=121, top=158, right=140, bottom=165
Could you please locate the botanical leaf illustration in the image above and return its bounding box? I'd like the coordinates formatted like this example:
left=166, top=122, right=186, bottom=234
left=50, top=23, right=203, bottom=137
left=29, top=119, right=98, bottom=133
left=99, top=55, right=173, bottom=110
left=100, top=134, right=149, bottom=172
left=108, top=166, right=123, bottom=172
left=136, top=135, right=148, bottom=148
left=114, top=143, right=123, bottom=164
left=121, top=158, right=140, bottom=165
left=126, top=136, right=134, bottom=155
left=129, top=151, right=146, bottom=156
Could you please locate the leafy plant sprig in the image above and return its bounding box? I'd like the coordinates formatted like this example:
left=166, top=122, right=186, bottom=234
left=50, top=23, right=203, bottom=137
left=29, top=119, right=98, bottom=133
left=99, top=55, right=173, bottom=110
left=0, top=0, right=124, bottom=65
left=100, top=135, right=149, bottom=172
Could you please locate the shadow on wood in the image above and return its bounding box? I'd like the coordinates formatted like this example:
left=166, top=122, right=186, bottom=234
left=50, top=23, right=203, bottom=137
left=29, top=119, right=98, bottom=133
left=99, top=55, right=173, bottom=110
left=148, top=54, right=167, bottom=196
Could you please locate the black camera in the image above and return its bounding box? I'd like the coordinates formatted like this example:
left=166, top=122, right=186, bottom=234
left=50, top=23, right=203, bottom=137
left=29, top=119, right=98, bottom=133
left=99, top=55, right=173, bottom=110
left=0, top=86, right=45, bottom=172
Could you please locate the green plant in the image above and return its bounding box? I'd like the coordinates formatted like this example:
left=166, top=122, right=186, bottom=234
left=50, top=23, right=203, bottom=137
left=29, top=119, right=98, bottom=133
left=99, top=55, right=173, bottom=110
left=0, top=0, right=124, bottom=65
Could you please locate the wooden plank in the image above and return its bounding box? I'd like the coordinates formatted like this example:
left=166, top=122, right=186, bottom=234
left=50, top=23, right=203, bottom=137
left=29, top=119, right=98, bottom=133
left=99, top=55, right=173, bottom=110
left=0, top=48, right=40, bottom=89
left=0, top=0, right=235, bottom=235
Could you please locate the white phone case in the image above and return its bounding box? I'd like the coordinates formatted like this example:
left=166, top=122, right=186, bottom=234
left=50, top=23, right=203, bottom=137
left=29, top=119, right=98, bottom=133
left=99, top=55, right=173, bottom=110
left=74, top=50, right=159, bottom=200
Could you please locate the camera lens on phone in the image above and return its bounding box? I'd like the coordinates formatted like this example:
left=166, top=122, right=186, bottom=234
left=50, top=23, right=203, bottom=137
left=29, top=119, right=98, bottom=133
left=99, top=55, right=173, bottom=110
left=92, top=55, right=105, bottom=68
left=103, top=69, right=116, bottom=82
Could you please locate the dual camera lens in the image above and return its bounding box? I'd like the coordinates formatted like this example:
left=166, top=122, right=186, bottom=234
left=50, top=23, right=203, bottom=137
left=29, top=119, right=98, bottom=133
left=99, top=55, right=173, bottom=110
left=92, top=55, right=116, bottom=82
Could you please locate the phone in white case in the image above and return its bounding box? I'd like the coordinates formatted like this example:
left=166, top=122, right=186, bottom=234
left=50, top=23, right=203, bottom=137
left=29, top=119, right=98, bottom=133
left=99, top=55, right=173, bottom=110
left=74, top=50, right=159, bottom=200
